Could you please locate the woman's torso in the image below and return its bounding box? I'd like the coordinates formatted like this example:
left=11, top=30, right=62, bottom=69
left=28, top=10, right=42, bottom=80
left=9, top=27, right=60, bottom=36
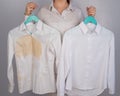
left=38, top=3, right=83, bottom=37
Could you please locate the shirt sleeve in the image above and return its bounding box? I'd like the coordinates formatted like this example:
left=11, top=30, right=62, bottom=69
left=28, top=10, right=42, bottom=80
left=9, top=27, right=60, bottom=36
left=108, top=33, right=115, bottom=94
left=57, top=34, right=71, bottom=96
left=7, top=32, right=15, bottom=93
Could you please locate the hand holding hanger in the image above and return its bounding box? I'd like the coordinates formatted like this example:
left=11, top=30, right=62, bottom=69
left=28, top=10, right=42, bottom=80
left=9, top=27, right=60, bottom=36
left=84, top=6, right=97, bottom=25
left=24, top=2, right=37, bottom=16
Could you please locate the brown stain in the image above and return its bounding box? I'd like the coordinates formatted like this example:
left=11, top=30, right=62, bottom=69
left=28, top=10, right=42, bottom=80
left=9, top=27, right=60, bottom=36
left=17, top=73, right=23, bottom=81
left=15, top=35, right=42, bottom=58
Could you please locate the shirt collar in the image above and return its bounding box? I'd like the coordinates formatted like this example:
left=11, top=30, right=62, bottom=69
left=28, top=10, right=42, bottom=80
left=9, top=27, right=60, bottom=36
left=49, top=1, right=74, bottom=12
left=19, top=20, right=43, bottom=32
left=79, top=21, right=102, bottom=35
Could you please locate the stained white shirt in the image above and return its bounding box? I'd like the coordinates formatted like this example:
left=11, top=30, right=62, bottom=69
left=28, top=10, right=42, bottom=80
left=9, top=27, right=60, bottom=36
left=57, top=22, right=115, bottom=96
left=7, top=20, right=61, bottom=94
left=38, top=1, right=83, bottom=37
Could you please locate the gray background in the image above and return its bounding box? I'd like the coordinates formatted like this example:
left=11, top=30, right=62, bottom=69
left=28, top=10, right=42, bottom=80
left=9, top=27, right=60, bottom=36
left=0, top=0, right=120, bottom=96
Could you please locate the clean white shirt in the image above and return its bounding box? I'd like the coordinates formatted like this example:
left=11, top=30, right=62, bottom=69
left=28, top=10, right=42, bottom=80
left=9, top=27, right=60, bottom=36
left=38, top=1, right=83, bottom=37
left=7, top=20, right=61, bottom=94
left=57, top=22, right=115, bottom=96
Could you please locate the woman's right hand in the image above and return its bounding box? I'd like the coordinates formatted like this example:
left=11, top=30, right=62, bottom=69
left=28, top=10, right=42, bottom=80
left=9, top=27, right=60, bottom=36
left=24, top=2, right=37, bottom=16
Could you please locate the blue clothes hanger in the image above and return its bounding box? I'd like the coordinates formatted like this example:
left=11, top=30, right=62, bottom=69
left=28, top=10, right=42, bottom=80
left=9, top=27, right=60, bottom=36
left=84, top=16, right=97, bottom=25
left=24, top=14, right=39, bottom=25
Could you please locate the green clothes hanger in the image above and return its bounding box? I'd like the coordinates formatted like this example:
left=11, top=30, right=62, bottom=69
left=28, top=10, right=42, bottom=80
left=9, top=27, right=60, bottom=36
left=24, top=14, right=39, bottom=25
left=84, top=16, right=97, bottom=25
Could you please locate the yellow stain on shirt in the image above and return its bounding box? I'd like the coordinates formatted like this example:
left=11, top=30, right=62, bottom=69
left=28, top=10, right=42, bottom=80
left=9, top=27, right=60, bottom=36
left=15, top=35, right=42, bottom=58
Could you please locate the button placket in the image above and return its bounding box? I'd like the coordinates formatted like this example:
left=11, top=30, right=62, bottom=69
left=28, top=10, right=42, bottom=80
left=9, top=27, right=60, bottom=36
left=87, top=35, right=92, bottom=64
left=85, top=35, right=93, bottom=81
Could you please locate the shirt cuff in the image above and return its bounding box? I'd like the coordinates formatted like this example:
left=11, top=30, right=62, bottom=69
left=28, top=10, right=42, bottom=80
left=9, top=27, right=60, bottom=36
left=8, top=85, right=14, bottom=93
left=57, top=92, right=64, bottom=96
left=109, top=89, right=115, bottom=94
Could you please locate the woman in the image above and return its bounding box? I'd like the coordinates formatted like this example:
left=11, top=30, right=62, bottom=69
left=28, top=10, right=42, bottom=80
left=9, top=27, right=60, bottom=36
left=24, top=1, right=96, bottom=96
left=24, top=0, right=96, bottom=37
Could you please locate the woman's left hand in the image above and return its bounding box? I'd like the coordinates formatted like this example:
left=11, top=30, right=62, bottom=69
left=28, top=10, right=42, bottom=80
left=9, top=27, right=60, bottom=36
left=87, top=6, right=96, bottom=16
